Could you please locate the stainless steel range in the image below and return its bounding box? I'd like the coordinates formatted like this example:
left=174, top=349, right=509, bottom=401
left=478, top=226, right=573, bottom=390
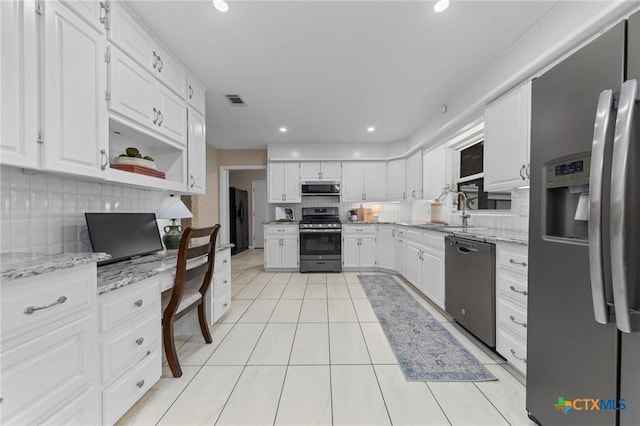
left=299, top=207, right=342, bottom=273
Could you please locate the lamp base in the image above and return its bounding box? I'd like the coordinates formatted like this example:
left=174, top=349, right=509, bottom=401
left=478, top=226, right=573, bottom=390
left=163, top=225, right=183, bottom=250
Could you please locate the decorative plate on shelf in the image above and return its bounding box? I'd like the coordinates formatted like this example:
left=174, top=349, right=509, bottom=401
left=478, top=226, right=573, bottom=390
left=112, top=156, right=157, bottom=170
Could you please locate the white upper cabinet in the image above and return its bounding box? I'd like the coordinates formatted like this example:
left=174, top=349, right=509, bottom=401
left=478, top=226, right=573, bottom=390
left=387, top=158, right=406, bottom=201
left=155, top=81, right=187, bottom=144
left=187, top=108, right=206, bottom=194
left=268, top=162, right=300, bottom=203
left=484, top=82, right=531, bottom=191
left=299, top=161, right=341, bottom=182
left=422, top=145, right=446, bottom=200
left=60, top=0, right=108, bottom=33
left=42, top=0, right=108, bottom=177
left=0, top=0, right=38, bottom=169
left=342, top=161, right=386, bottom=202
left=406, top=150, right=423, bottom=200
left=109, top=2, right=186, bottom=98
left=186, top=75, right=206, bottom=115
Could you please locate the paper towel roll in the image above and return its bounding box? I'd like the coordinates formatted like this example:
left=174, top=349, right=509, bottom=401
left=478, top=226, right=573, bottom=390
left=574, top=192, right=589, bottom=221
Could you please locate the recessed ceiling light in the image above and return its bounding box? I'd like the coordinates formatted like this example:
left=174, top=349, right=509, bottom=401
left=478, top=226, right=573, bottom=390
left=279, top=127, right=288, bottom=133
left=434, top=0, right=449, bottom=13
left=367, top=127, right=375, bottom=133
left=213, top=0, right=229, bottom=13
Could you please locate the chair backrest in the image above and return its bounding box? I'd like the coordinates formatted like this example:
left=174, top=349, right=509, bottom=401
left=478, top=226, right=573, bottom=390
left=163, top=224, right=221, bottom=319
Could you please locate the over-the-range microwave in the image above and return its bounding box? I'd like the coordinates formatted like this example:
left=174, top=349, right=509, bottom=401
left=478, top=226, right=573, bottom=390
left=301, top=182, right=340, bottom=196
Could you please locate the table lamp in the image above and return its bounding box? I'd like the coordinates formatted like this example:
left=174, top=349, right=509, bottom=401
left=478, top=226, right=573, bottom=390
left=156, top=194, right=193, bottom=250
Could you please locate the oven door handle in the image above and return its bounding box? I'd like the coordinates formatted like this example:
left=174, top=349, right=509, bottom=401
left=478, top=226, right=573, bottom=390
left=299, top=229, right=341, bottom=233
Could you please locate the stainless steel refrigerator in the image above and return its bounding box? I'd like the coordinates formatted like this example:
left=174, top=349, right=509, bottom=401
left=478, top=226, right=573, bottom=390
left=527, top=11, right=640, bottom=426
left=229, top=187, right=249, bottom=255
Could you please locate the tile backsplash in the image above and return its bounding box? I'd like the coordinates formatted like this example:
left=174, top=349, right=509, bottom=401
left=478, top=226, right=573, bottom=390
left=0, top=166, right=169, bottom=254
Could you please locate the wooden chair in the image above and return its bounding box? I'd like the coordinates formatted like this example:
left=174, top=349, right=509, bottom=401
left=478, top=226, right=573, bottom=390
left=162, top=224, right=221, bottom=378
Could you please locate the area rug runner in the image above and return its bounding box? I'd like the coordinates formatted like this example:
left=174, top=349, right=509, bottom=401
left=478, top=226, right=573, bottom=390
left=358, top=274, right=496, bottom=381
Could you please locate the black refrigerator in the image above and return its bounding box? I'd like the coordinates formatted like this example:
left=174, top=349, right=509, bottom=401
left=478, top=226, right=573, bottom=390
left=229, top=187, right=249, bottom=255
left=527, top=11, right=640, bottom=426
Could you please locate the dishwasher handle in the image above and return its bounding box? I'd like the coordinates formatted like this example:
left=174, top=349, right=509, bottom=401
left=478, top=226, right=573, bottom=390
left=456, top=245, right=477, bottom=254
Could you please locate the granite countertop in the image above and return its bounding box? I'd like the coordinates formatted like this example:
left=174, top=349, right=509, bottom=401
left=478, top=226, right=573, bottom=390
left=97, top=243, right=235, bottom=296
left=1, top=252, right=112, bottom=281
left=264, top=221, right=298, bottom=225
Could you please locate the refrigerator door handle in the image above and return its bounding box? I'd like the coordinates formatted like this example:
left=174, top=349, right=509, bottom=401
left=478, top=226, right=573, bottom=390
left=611, top=79, right=640, bottom=333
left=589, top=89, right=616, bottom=324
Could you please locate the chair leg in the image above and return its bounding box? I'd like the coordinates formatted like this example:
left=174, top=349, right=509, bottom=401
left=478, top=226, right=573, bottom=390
left=163, top=319, right=182, bottom=378
left=198, top=302, right=213, bottom=344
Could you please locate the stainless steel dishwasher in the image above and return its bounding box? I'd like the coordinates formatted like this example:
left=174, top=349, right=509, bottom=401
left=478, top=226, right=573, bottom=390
left=445, top=235, right=496, bottom=347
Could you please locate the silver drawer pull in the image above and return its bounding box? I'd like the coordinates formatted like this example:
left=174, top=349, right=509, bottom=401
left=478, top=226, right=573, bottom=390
left=24, top=296, right=67, bottom=315
left=509, top=315, right=527, bottom=328
left=509, top=259, right=527, bottom=267
left=136, top=337, right=144, bottom=345
left=223, top=259, right=228, bottom=263
left=136, top=380, right=145, bottom=389
left=510, top=349, right=527, bottom=363
left=509, top=286, right=528, bottom=296
left=223, top=303, right=228, bottom=307
left=223, top=280, right=228, bottom=284
left=134, top=299, right=143, bottom=307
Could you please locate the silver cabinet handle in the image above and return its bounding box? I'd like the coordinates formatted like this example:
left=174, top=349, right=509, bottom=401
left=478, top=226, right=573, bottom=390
left=190, top=174, right=196, bottom=188
left=157, top=56, right=164, bottom=72
left=519, top=164, right=526, bottom=180
left=100, top=149, right=108, bottom=170
left=611, top=79, right=640, bottom=333
left=223, top=302, right=228, bottom=308
left=508, top=259, right=527, bottom=267
left=153, top=108, right=158, bottom=124
left=188, top=85, right=194, bottom=99
left=510, top=349, right=527, bottom=363
left=136, top=337, right=144, bottom=345
left=402, top=192, right=406, bottom=200
left=509, top=315, right=527, bottom=328
left=509, top=285, right=527, bottom=296
left=136, top=380, right=145, bottom=389
left=157, top=110, right=164, bottom=126
left=525, top=163, right=530, bottom=179
left=99, top=2, right=109, bottom=25
left=24, top=296, right=67, bottom=315
left=392, top=229, right=395, bottom=237
left=134, top=299, right=143, bottom=307
left=411, top=190, right=416, bottom=198
left=223, top=259, right=228, bottom=264
left=152, top=51, right=159, bottom=69
left=223, top=280, right=228, bottom=284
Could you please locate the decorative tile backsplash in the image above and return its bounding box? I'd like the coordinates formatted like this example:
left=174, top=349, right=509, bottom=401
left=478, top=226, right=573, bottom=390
left=0, top=166, right=169, bottom=254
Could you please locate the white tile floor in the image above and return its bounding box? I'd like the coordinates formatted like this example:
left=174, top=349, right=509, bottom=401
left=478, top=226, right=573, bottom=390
left=117, top=249, right=535, bottom=426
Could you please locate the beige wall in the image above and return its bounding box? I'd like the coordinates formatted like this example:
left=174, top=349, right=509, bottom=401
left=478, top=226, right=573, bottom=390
left=218, top=149, right=267, bottom=166
left=229, top=169, right=267, bottom=246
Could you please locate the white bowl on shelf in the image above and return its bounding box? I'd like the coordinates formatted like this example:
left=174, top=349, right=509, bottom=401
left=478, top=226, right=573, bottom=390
left=112, top=156, right=157, bottom=170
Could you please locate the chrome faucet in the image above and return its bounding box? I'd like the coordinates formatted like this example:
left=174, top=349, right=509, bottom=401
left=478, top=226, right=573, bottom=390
left=455, top=192, right=471, bottom=227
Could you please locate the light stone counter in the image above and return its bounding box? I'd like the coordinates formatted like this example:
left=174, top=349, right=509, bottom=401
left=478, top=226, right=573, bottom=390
left=1, top=252, right=111, bottom=281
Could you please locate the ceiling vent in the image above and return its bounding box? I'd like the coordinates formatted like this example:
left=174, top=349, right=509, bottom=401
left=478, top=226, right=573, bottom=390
left=224, top=94, right=246, bottom=106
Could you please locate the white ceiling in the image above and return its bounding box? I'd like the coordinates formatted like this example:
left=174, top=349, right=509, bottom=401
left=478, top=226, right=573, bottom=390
left=127, top=1, right=560, bottom=150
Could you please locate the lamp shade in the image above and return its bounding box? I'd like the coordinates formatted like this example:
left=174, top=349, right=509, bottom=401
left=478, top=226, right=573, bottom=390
left=157, top=195, right=193, bottom=220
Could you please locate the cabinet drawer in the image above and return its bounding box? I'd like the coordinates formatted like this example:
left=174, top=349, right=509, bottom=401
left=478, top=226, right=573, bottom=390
left=101, top=309, right=160, bottom=384
left=497, top=298, right=527, bottom=341
left=0, top=315, right=96, bottom=424
left=497, top=328, right=527, bottom=375
left=405, top=228, right=423, bottom=243
left=212, top=271, right=231, bottom=299
left=215, top=248, right=231, bottom=272
left=265, top=226, right=298, bottom=235
left=1, top=264, right=95, bottom=339
left=497, top=245, right=528, bottom=275
left=102, top=349, right=160, bottom=426
left=497, top=272, right=528, bottom=307
left=213, top=292, right=231, bottom=323
left=343, top=225, right=377, bottom=236
left=41, top=386, right=98, bottom=426
left=422, top=230, right=444, bottom=252
left=99, top=278, right=159, bottom=333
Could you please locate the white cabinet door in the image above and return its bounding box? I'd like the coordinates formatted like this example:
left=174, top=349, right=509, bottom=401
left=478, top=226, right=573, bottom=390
left=109, top=47, right=156, bottom=129
left=484, top=82, right=531, bottom=191
left=421, top=249, right=444, bottom=309
left=281, top=235, right=299, bottom=269
left=155, top=82, right=187, bottom=144
left=42, top=1, right=108, bottom=177
left=406, top=150, right=423, bottom=200
left=359, top=236, right=377, bottom=268
left=154, top=46, right=186, bottom=99
left=377, top=226, right=396, bottom=271
left=60, top=0, right=106, bottom=33
left=300, top=162, right=321, bottom=181
left=283, top=162, right=301, bottom=202
left=422, top=145, right=446, bottom=201
left=342, top=236, right=360, bottom=269
left=0, top=0, right=38, bottom=169
left=386, top=159, right=406, bottom=201
left=363, top=162, right=387, bottom=201
left=321, top=162, right=341, bottom=181
left=109, top=1, right=155, bottom=71
left=395, top=234, right=406, bottom=276
left=264, top=237, right=282, bottom=268
left=268, top=163, right=285, bottom=203
left=187, top=76, right=206, bottom=114
left=405, top=242, right=423, bottom=288
left=342, top=162, right=365, bottom=202
left=187, top=108, right=206, bottom=194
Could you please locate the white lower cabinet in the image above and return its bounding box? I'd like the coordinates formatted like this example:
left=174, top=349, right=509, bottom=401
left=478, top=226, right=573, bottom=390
left=395, top=227, right=407, bottom=275
left=342, top=225, right=377, bottom=269
left=0, top=264, right=99, bottom=426
left=99, top=277, right=161, bottom=425
left=403, top=229, right=445, bottom=309
left=495, top=243, right=528, bottom=375
left=264, top=225, right=299, bottom=270
left=377, top=225, right=396, bottom=271
left=210, top=247, right=232, bottom=323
